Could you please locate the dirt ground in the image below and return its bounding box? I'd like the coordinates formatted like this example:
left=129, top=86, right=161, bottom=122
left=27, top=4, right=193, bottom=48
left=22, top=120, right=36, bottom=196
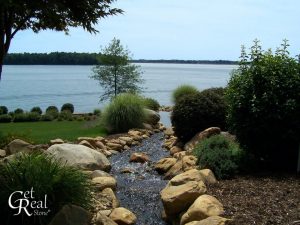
left=207, top=174, right=300, bottom=225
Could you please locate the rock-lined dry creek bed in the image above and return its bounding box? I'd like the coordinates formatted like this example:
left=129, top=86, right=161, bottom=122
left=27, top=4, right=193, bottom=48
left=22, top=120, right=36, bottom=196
left=110, top=132, right=168, bottom=225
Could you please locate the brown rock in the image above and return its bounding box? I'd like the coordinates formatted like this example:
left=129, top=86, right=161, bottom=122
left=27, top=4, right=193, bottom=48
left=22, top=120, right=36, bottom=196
left=184, top=127, right=221, bottom=153
left=128, top=130, right=142, bottom=137
left=94, top=212, right=118, bottom=225
left=119, top=137, right=134, bottom=145
left=182, top=155, right=198, bottom=171
left=169, top=169, right=204, bottom=186
left=155, top=157, right=177, bottom=174
left=170, top=146, right=183, bottom=155
left=164, top=160, right=184, bottom=180
left=91, top=170, right=112, bottom=179
left=95, top=141, right=107, bottom=150
left=184, top=216, right=230, bottom=225
left=120, top=168, right=135, bottom=174
left=92, top=177, right=117, bottom=191
left=173, top=151, right=187, bottom=159
left=7, top=139, right=34, bottom=155
left=109, top=207, right=137, bottom=225
left=143, top=123, right=153, bottom=130
left=106, top=142, right=123, bottom=151
left=164, top=127, right=174, bottom=136
left=79, top=140, right=95, bottom=149
left=180, top=195, right=224, bottom=225
left=199, top=169, right=217, bottom=184
left=160, top=181, right=207, bottom=216
left=129, top=152, right=149, bottom=163
left=0, top=149, right=6, bottom=157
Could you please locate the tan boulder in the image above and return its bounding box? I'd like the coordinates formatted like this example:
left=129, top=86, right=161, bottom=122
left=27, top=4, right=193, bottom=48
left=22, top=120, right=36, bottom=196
left=93, top=188, right=119, bottom=211
left=169, top=169, right=205, bottom=186
left=106, top=142, right=123, bottom=151
left=128, top=130, right=142, bottom=137
left=180, top=195, right=224, bottom=225
left=170, top=146, right=183, bottom=155
left=199, top=169, right=217, bottom=184
left=7, top=139, right=34, bottom=155
left=91, top=170, right=112, bottom=179
left=184, top=216, right=229, bottom=225
left=92, top=177, right=117, bottom=191
left=184, top=127, right=221, bottom=153
left=109, top=207, right=137, bottom=225
left=129, top=152, right=149, bottom=163
left=173, top=151, right=187, bottom=159
left=50, top=138, right=64, bottom=145
left=155, top=157, right=177, bottom=174
left=119, top=137, right=134, bottom=145
left=182, top=155, right=198, bottom=171
left=164, top=160, right=184, bottom=180
left=142, top=123, right=153, bottom=130
left=160, top=181, right=207, bottom=216
left=95, top=141, right=107, bottom=150
left=164, top=127, right=174, bottom=136
left=94, top=212, right=118, bottom=225
left=79, top=140, right=95, bottom=149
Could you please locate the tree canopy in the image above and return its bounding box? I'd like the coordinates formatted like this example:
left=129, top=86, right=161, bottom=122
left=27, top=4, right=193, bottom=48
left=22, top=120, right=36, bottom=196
left=91, top=38, right=143, bottom=101
left=0, top=0, right=122, bottom=78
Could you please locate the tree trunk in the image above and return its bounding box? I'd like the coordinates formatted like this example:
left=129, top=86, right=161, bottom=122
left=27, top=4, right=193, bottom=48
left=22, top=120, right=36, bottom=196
left=297, top=143, right=300, bottom=173
left=0, top=10, right=5, bottom=79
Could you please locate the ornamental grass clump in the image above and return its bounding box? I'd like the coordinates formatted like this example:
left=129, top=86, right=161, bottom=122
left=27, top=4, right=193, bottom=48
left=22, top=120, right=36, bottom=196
left=143, top=97, right=160, bottom=111
left=172, top=84, right=199, bottom=104
left=0, top=152, right=92, bottom=225
left=102, top=93, right=146, bottom=133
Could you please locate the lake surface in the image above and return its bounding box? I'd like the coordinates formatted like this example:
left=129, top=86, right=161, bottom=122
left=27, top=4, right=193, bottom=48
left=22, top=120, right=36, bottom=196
left=0, top=64, right=236, bottom=113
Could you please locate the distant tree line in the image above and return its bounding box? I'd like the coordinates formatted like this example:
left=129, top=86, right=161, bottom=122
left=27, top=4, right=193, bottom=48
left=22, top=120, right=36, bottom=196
left=4, top=52, right=237, bottom=65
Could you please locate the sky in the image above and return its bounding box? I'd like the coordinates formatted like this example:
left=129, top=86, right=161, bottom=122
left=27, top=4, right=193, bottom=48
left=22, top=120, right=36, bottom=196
left=9, top=0, right=300, bottom=60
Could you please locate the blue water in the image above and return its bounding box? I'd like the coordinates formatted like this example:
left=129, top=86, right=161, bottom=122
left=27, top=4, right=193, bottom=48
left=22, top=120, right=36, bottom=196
left=0, top=64, right=236, bottom=113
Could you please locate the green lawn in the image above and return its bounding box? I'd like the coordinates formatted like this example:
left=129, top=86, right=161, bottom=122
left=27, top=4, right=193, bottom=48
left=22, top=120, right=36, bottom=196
left=0, top=120, right=106, bottom=144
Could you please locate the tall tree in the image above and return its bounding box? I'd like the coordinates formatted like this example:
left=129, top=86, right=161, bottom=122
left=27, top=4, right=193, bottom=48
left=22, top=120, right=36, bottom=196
left=0, top=0, right=122, bottom=78
left=91, top=38, right=143, bottom=101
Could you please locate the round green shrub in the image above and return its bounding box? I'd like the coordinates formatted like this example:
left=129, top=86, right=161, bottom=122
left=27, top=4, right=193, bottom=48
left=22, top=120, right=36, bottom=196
left=143, top=97, right=160, bottom=111
left=201, top=87, right=226, bottom=97
left=193, top=134, right=243, bottom=179
left=40, top=114, right=54, bottom=121
left=30, top=106, right=43, bottom=115
left=102, top=93, right=146, bottom=133
left=61, top=103, right=74, bottom=113
left=172, top=85, right=199, bottom=104
left=171, top=91, right=227, bottom=142
left=0, top=114, right=12, bottom=123
left=226, top=40, right=300, bottom=169
left=46, top=106, right=59, bottom=118
left=58, top=111, right=73, bottom=121
left=0, top=152, right=92, bottom=225
left=0, top=106, right=8, bottom=115
left=14, top=108, right=24, bottom=114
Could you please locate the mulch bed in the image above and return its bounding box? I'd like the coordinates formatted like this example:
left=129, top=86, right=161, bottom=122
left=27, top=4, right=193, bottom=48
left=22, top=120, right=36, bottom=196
left=207, top=174, right=300, bottom=225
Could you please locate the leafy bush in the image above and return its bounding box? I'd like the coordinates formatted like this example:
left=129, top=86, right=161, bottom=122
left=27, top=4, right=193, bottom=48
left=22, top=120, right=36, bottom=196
left=13, top=112, right=41, bottom=122
left=40, top=114, right=54, bottom=121
left=193, top=134, right=243, bottom=179
left=30, top=106, right=43, bottom=115
left=61, top=103, right=74, bottom=113
left=0, top=106, right=8, bottom=115
left=0, top=152, right=92, bottom=225
left=143, top=97, right=160, bottom=111
left=171, top=90, right=227, bottom=142
left=93, top=108, right=101, bottom=116
left=226, top=40, right=300, bottom=169
left=0, top=114, right=12, bottom=123
left=102, top=93, right=146, bottom=133
left=172, top=85, right=199, bottom=104
left=46, top=106, right=59, bottom=118
left=201, top=87, right=226, bottom=97
left=14, top=108, right=24, bottom=114
left=58, top=111, right=74, bottom=121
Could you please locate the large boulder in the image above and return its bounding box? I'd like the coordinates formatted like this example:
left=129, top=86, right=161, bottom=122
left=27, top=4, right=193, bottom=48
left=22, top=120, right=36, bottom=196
left=109, top=207, right=137, bottom=225
left=6, top=139, right=35, bottom=155
left=46, top=144, right=111, bottom=171
left=169, top=169, right=205, bottom=186
left=180, top=195, right=224, bottom=225
left=164, top=160, right=184, bottom=180
left=182, top=155, right=198, bottom=171
left=160, top=181, right=207, bottom=216
left=184, top=216, right=229, bottom=225
left=48, top=204, right=91, bottom=225
left=155, top=157, right=177, bottom=174
left=184, top=127, right=221, bottom=153
left=144, top=108, right=160, bottom=125
left=93, top=188, right=119, bottom=211
left=199, top=169, right=217, bottom=184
